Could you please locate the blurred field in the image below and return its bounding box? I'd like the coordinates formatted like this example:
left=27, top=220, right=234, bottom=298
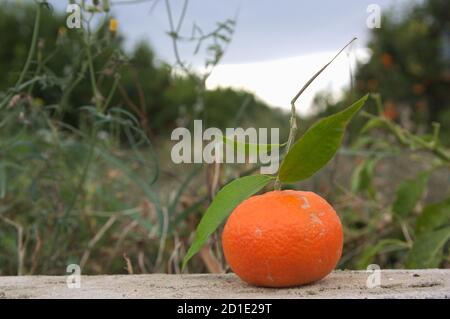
left=0, top=0, right=449, bottom=276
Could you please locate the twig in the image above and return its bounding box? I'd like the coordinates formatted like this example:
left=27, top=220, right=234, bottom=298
left=16, top=1, right=42, bottom=87
left=59, top=56, right=89, bottom=115
left=165, top=0, right=191, bottom=76
left=0, top=217, right=26, bottom=275
left=29, top=227, right=42, bottom=275
left=175, top=0, right=189, bottom=34
left=123, top=253, right=134, bottom=274
left=0, top=1, right=42, bottom=109
left=138, top=251, right=149, bottom=273
left=154, top=208, right=169, bottom=270
left=287, top=37, right=358, bottom=151
left=101, top=74, right=120, bottom=112
left=361, top=111, right=450, bottom=163
left=80, top=215, right=118, bottom=269
left=275, top=37, right=358, bottom=189
left=199, top=246, right=223, bottom=274
left=400, top=221, right=413, bottom=247
left=118, top=82, right=152, bottom=137
left=167, top=233, right=182, bottom=274
left=112, top=220, right=138, bottom=254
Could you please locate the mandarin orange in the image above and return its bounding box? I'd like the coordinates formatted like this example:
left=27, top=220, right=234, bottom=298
left=222, top=190, right=343, bottom=287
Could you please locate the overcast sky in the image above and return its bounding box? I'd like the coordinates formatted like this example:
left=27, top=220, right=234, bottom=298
left=103, top=0, right=416, bottom=62
left=43, top=0, right=420, bottom=114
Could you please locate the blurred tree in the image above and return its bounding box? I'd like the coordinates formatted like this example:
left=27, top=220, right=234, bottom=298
left=0, top=3, right=64, bottom=89
left=314, top=0, right=450, bottom=143
left=0, top=2, right=288, bottom=138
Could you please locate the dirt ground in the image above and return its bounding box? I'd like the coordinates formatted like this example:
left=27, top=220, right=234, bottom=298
left=0, top=269, right=448, bottom=299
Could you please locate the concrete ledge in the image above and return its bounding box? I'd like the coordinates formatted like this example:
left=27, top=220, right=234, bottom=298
left=0, top=269, right=448, bottom=299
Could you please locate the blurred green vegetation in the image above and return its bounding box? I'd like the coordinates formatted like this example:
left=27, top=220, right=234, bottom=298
left=0, top=0, right=449, bottom=276
left=310, top=0, right=450, bottom=270
left=0, top=2, right=288, bottom=137
left=0, top=1, right=289, bottom=275
left=314, top=0, right=450, bottom=144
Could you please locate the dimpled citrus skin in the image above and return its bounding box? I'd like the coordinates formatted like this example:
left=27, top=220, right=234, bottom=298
left=222, top=190, right=343, bottom=287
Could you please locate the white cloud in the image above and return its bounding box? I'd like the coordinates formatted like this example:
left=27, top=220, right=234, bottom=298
left=206, top=48, right=370, bottom=116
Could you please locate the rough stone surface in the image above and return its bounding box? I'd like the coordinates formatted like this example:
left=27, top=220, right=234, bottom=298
left=0, top=269, right=448, bottom=299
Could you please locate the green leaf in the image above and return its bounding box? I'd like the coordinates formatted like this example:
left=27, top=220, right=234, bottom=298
left=360, top=117, right=388, bottom=133
left=182, top=174, right=274, bottom=269
left=350, top=136, right=373, bottom=150
left=278, top=94, right=369, bottom=183
left=350, top=158, right=377, bottom=197
left=222, top=135, right=286, bottom=158
left=392, top=172, right=429, bottom=218
left=406, top=227, right=450, bottom=268
left=355, top=239, right=408, bottom=269
left=415, top=198, right=450, bottom=235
